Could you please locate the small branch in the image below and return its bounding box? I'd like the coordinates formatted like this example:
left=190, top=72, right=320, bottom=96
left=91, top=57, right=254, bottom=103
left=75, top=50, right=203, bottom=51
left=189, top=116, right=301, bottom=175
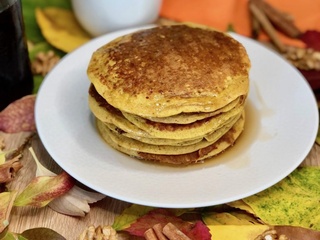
left=258, top=0, right=301, bottom=38
left=250, top=9, right=261, bottom=39
left=6, top=133, right=36, bottom=160
left=249, top=0, right=286, bottom=52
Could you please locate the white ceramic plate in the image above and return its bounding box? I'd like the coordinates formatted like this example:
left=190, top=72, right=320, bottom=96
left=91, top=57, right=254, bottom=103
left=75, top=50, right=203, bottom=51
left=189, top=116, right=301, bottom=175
left=35, top=26, right=319, bottom=208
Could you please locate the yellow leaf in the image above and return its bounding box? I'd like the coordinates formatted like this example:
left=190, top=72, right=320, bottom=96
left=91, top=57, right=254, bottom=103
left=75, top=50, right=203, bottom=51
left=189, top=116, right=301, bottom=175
left=0, top=151, right=6, bottom=165
left=0, top=191, right=17, bottom=233
left=243, top=167, right=320, bottom=230
left=203, top=211, right=261, bottom=225
left=227, top=200, right=256, bottom=215
left=35, top=7, right=91, bottom=52
left=208, top=225, right=270, bottom=240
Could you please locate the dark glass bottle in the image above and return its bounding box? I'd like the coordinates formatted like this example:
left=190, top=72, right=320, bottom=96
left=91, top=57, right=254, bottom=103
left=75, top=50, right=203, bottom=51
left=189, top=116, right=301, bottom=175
left=0, top=0, right=33, bottom=111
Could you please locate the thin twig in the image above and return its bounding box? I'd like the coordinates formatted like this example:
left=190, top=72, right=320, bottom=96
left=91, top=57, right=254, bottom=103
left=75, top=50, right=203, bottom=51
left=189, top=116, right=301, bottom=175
left=249, top=0, right=286, bottom=52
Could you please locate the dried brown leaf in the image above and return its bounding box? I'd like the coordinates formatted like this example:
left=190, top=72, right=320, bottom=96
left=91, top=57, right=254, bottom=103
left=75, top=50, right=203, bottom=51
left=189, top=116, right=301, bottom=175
left=0, top=158, right=23, bottom=183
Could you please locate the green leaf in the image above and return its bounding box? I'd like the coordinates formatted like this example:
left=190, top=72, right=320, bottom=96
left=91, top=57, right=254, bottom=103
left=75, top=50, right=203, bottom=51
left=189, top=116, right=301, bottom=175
left=112, top=204, right=154, bottom=231
left=14, top=172, right=74, bottom=207
left=1, top=232, right=19, bottom=240
left=226, top=24, right=236, bottom=32
left=32, top=75, right=43, bottom=94
left=21, top=228, right=66, bottom=240
left=0, top=231, right=29, bottom=240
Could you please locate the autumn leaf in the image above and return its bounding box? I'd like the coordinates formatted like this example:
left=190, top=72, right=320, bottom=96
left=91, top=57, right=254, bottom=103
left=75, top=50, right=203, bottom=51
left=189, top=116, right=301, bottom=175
left=300, top=69, right=320, bottom=91
left=0, top=95, right=36, bottom=133
left=113, top=204, right=155, bottom=231
left=0, top=231, right=28, bottom=240
left=0, top=150, right=8, bottom=165
left=0, top=191, right=18, bottom=233
left=202, top=211, right=261, bottom=225
left=22, top=0, right=72, bottom=43
left=208, top=224, right=320, bottom=240
left=208, top=224, right=270, bottom=240
left=48, top=185, right=105, bottom=217
left=29, top=147, right=105, bottom=216
left=35, top=7, right=91, bottom=53
left=112, top=204, right=193, bottom=231
left=124, top=208, right=211, bottom=240
left=13, top=171, right=74, bottom=207
left=227, top=200, right=256, bottom=215
left=21, top=227, right=66, bottom=240
left=29, top=147, right=55, bottom=177
left=300, top=30, right=320, bottom=51
left=1, top=228, right=66, bottom=240
left=242, top=167, right=320, bottom=230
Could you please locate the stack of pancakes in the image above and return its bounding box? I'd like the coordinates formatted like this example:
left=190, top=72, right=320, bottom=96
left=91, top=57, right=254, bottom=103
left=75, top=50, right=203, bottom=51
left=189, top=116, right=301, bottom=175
left=87, top=24, right=250, bottom=165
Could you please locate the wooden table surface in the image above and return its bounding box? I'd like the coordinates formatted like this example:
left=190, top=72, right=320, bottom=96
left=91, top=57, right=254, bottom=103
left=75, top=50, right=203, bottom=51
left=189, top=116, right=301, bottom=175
left=2, top=130, right=320, bottom=239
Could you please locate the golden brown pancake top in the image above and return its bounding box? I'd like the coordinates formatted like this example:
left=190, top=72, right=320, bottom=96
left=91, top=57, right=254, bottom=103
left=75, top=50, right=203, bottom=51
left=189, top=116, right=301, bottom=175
left=95, top=25, right=248, bottom=98
left=87, top=24, right=250, bottom=117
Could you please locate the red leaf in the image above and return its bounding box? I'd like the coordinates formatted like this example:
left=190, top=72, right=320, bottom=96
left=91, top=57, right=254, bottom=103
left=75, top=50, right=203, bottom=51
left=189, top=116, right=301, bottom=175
left=125, top=209, right=175, bottom=236
left=299, top=69, right=320, bottom=92
left=300, top=30, right=320, bottom=51
left=0, top=95, right=36, bottom=133
left=186, top=221, right=212, bottom=240
left=124, top=208, right=211, bottom=240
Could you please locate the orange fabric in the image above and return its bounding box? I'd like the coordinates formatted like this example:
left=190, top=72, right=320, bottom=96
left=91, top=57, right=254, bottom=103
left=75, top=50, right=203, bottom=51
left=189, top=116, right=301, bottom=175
left=160, top=0, right=320, bottom=47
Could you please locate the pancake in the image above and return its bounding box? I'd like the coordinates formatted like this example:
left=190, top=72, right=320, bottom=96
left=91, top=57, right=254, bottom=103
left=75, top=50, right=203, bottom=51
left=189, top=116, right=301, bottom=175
left=143, top=96, right=243, bottom=124
left=101, top=111, right=241, bottom=148
left=87, top=24, right=250, bottom=118
left=105, top=123, right=204, bottom=146
left=121, top=104, right=244, bottom=139
left=96, top=113, right=245, bottom=165
left=89, top=84, right=244, bottom=140
left=87, top=24, right=251, bottom=165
